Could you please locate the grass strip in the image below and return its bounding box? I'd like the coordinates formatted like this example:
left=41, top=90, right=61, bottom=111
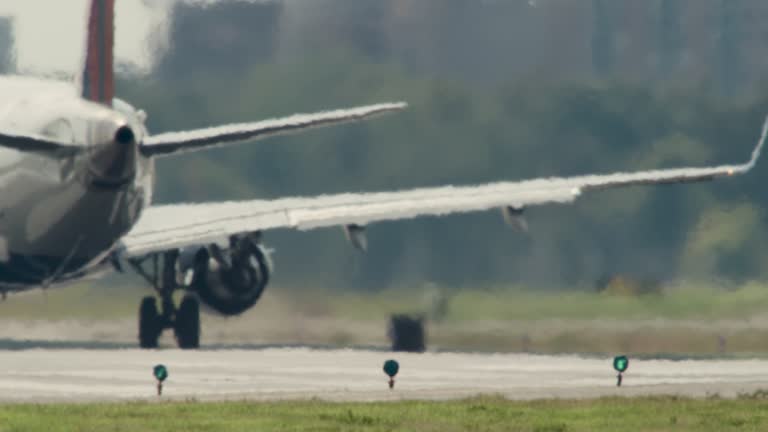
left=2, top=394, right=768, bottom=432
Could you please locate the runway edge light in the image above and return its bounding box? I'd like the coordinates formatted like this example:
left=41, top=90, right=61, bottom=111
left=383, top=359, right=399, bottom=389
left=613, top=355, right=629, bottom=387
left=154, top=364, right=169, bottom=396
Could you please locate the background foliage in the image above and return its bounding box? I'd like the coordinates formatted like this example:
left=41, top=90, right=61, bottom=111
left=114, top=0, right=768, bottom=292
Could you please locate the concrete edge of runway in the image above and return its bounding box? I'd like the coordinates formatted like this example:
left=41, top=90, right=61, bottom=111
left=1, top=338, right=767, bottom=361
left=0, top=346, right=767, bottom=404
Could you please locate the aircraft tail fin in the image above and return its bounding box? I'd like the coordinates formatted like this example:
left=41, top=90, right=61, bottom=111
left=80, top=0, right=115, bottom=106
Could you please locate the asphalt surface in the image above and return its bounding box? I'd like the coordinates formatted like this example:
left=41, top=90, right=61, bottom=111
left=0, top=348, right=766, bottom=403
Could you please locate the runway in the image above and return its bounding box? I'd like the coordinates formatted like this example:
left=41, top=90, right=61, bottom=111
left=0, top=348, right=767, bottom=403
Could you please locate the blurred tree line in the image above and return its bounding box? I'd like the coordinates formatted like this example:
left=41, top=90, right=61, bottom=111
left=116, top=0, right=768, bottom=292
left=0, top=17, right=14, bottom=74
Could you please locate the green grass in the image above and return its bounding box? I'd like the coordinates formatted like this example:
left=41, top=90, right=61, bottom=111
left=2, top=395, right=768, bottom=431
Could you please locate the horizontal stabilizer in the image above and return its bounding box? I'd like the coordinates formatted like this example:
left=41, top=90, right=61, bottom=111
left=141, top=102, right=407, bottom=157
left=0, top=130, right=80, bottom=156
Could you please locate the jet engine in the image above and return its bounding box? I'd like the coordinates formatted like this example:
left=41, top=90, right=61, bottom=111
left=181, top=232, right=271, bottom=316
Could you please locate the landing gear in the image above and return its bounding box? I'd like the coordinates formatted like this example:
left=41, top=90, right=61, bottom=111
left=137, top=294, right=200, bottom=349
left=138, top=296, right=161, bottom=349
left=127, top=231, right=269, bottom=349
left=174, top=295, right=200, bottom=349
left=130, top=251, right=201, bottom=349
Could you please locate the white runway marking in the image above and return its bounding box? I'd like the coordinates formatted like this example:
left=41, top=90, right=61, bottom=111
left=0, top=349, right=766, bottom=403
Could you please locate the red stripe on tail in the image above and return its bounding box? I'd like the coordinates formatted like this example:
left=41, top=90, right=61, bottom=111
left=82, top=0, right=114, bottom=106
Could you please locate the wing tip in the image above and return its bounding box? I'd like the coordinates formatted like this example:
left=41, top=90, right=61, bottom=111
left=368, top=101, right=408, bottom=113
left=745, top=113, right=768, bottom=170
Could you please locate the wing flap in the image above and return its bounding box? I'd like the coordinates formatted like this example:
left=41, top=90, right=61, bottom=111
left=121, top=184, right=580, bottom=256
left=288, top=187, right=580, bottom=230
left=141, top=102, right=407, bottom=157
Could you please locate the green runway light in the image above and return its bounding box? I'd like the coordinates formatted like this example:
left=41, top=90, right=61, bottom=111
left=383, top=359, right=399, bottom=389
left=613, top=356, right=629, bottom=373
left=383, top=360, right=399, bottom=377
left=154, top=364, right=169, bottom=382
left=154, top=364, right=168, bottom=396
left=613, top=355, right=628, bottom=387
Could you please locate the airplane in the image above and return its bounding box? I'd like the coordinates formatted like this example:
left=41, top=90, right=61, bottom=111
left=0, top=0, right=764, bottom=349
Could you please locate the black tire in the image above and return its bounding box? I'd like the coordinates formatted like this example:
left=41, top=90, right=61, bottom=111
left=174, top=295, right=200, bottom=349
left=388, top=314, right=426, bottom=352
left=139, top=296, right=161, bottom=349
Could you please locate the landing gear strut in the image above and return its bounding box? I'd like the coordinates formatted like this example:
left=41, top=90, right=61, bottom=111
left=130, top=250, right=200, bottom=349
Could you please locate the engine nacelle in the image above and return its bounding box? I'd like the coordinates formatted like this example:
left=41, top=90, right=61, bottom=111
left=181, top=233, right=271, bottom=316
left=501, top=206, right=528, bottom=232
left=343, top=224, right=368, bottom=252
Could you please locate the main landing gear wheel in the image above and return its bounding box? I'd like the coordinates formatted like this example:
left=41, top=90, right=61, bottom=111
left=174, top=295, right=200, bottom=349
left=131, top=251, right=201, bottom=349
left=138, top=296, right=161, bottom=349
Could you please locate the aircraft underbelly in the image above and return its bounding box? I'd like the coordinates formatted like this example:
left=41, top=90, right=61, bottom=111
left=0, top=152, right=144, bottom=285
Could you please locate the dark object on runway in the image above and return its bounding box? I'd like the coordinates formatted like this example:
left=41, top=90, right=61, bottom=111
left=388, top=314, right=426, bottom=352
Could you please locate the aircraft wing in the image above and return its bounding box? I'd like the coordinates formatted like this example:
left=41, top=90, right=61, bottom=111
left=121, top=115, right=766, bottom=257
left=140, top=102, right=407, bottom=157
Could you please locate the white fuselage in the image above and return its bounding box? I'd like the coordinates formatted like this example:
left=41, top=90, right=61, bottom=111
left=0, top=76, right=154, bottom=287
